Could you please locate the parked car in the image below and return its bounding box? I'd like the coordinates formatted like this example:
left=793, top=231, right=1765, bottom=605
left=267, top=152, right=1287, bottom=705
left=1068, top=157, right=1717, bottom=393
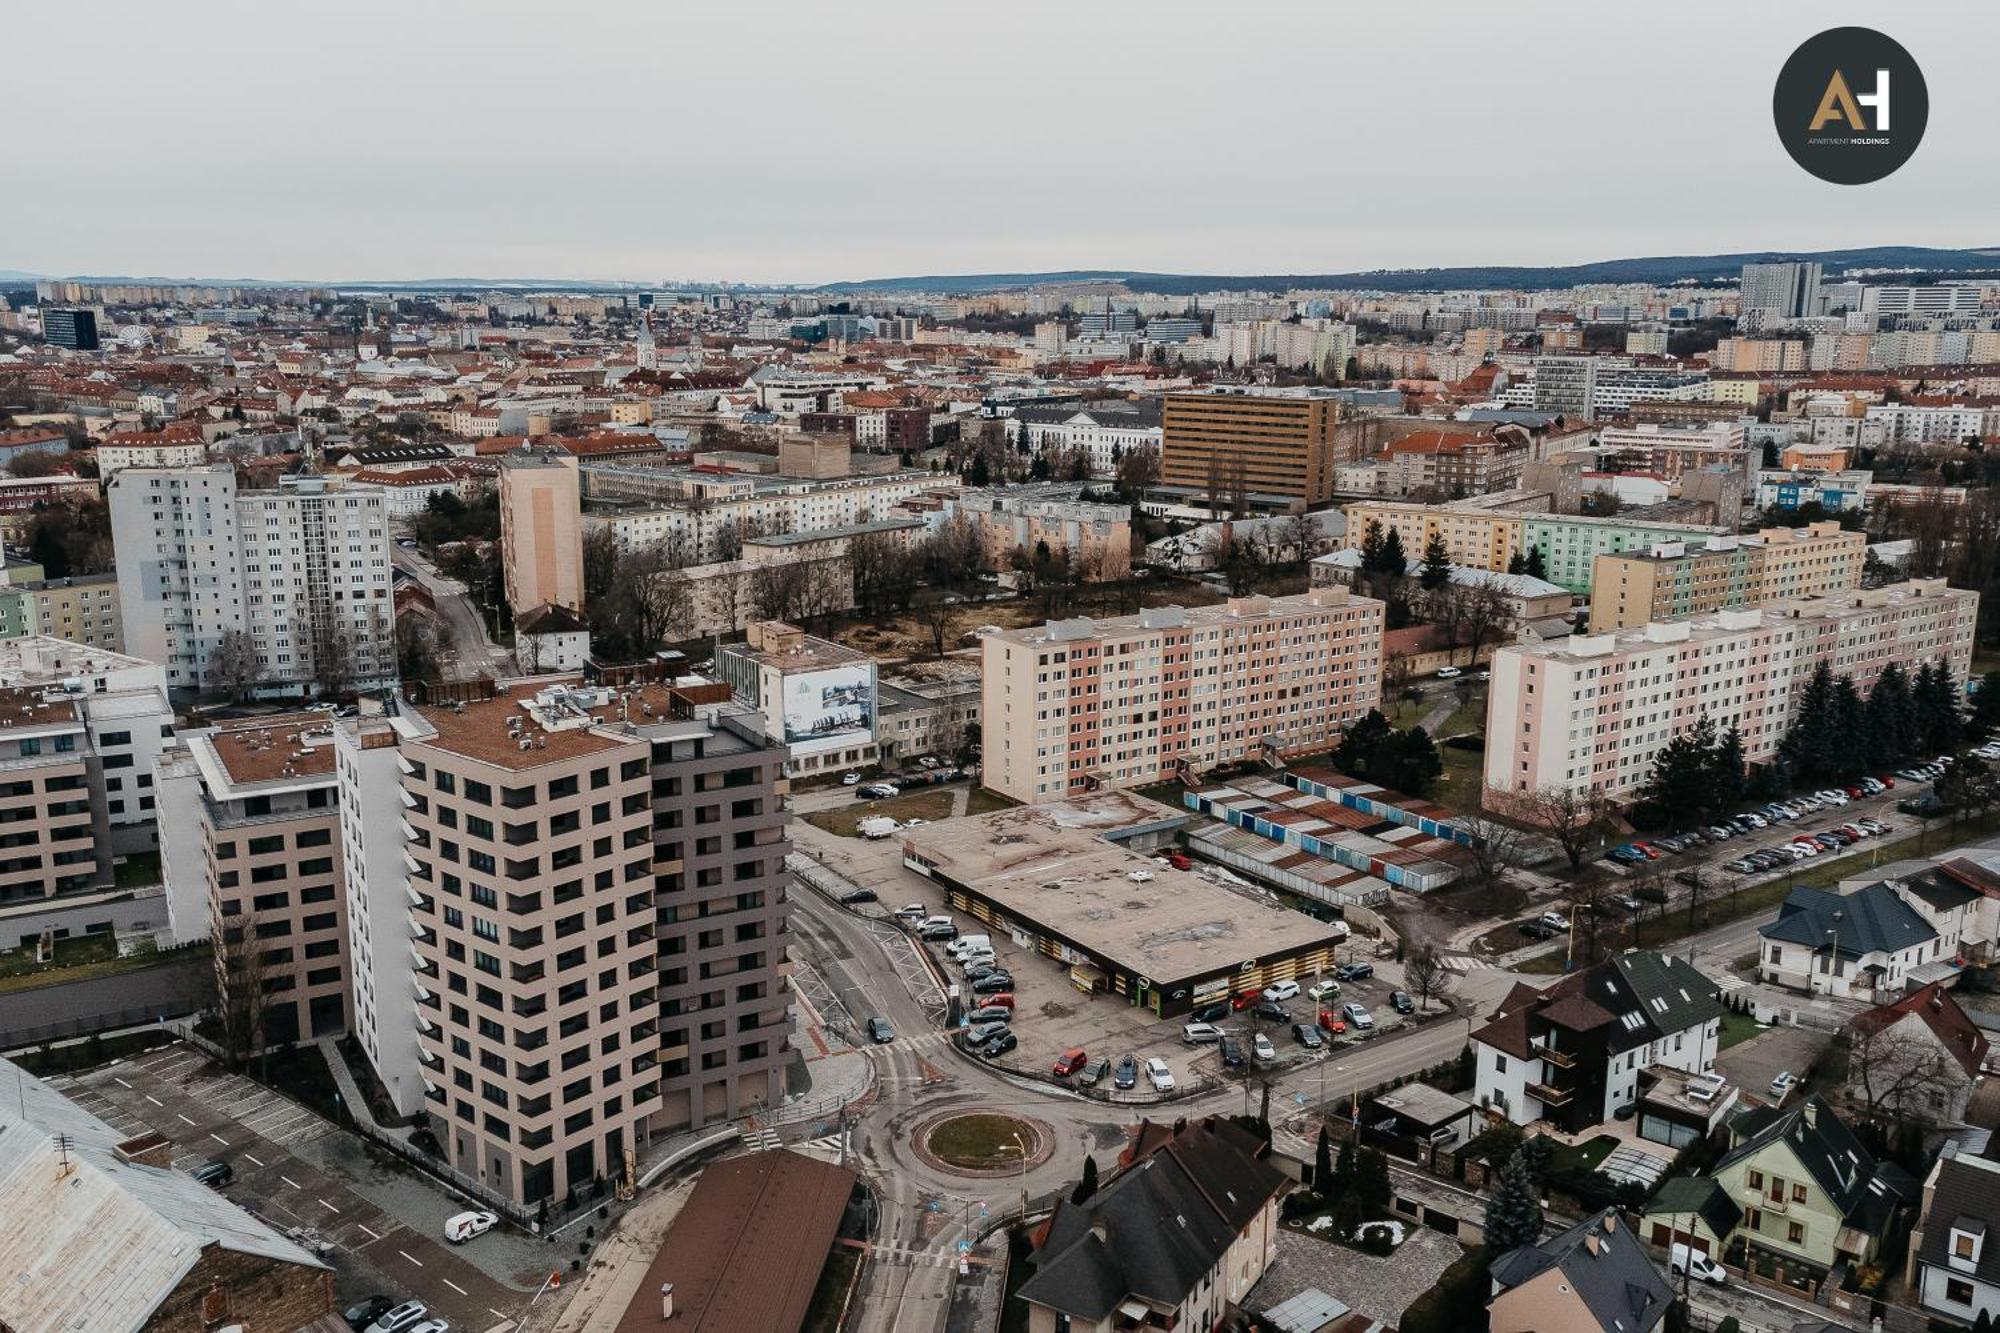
left=1182, top=1022, right=1224, bottom=1044
left=1145, top=1057, right=1176, bottom=1091
left=191, top=1158, right=233, bottom=1189
left=1306, top=979, right=1341, bottom=1002
left=1769, top=1071, right=1796, bottom=1100
left=1164, top=852, right=1192, bottom=871
left=363, top=1303, right=431, bottom=1333
left=1611, top=894, right=1644, bottom=913
left=1538, top=911, right=1570, bottom=931
left=1333, top=962, right=1374, bottom=982
left=1292, top=1022, right=1324, bottom=1049
left=1262, top=980, right=1301, bottom=1002
left=1517, top=920, right=1557, bottom=941
left=963, top=1020, right=1011, bottom=1049
left=895, top=903, right=927, bottom=922
left=964, top=1006, right=1011, bottom=1025
left=841, top=772, right=862, bottom=786
left=980, top=993, right=1015, bottom=1010
left=1053, top=1048, right=1089, bottom=1077
left=1113, top=1055, right=1138, bottom=1090
left=1252, top=1033, right=1276, bottom=1062
left=981, top=1032, right=1019, bottom=1059
left=443, top=1210, right=497, bottom=1244
left=1390, top=990, right=1415, bottom=1015
left=1341, top=1002, right=1374, bottom=1030
left=838, top=887, right=878, bottom=905
left=865, top=1016, right=894, bottom=1044
left=1077, top=1057, right=1110, bottom=1088
left=1317, top=1008, right=1347, bottom=1035
left=1252, top=1000, right=1291, bottom=1023
left=1193, top=1002, right=1231, bottom=1024
left=1437, top=666, right=1462, bottom=679
left=344, top=1297, right=398, bottom=1331
left=971, top=973, right=1013, bottom=994
left=1219, top=1036, right=1246, bottom=1069
left=1670, top=1244, right=1728, bottom=1287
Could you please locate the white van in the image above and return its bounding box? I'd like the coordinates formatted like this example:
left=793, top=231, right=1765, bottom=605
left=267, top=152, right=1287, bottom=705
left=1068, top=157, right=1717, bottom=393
left=947, top=935, right=993, bottom=959
left=443, top=1209, right=497, bottom=1243
left=1669, top=1244, right=1727, bottom=1286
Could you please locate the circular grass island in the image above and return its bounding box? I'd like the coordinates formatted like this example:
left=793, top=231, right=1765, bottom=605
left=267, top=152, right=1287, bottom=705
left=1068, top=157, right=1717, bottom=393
left=922, top=1113, right=1043, bottom=1173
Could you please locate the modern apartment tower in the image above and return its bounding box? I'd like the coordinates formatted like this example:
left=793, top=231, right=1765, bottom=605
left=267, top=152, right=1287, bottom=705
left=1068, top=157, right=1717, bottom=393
left=41, top=308, right=99, bottom=351
left=1159, top=389, right=1342, bottom=504
left=1739, top=261, right=1823, bottom=322
left=388, top=677, right=791, bottom=1206
left=498, top=449, right=585, bottom=615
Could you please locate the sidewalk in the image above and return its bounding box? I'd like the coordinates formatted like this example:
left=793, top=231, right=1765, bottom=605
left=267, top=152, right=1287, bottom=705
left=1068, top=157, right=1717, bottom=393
left=545, top=1177, right=695, bottom=1333
left=317, top=1036, right=412, bottom=1143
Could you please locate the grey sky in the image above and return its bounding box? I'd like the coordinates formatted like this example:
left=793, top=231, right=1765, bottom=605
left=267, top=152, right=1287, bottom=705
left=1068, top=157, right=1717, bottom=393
left=11, top=2, right=1995, bottom=286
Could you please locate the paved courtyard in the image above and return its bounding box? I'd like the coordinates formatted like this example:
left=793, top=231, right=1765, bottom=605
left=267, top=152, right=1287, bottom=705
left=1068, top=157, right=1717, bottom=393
left=1715, top=1022, right=1833, bottom=1108
left=1248, top=1225, right=1463, bottom=1327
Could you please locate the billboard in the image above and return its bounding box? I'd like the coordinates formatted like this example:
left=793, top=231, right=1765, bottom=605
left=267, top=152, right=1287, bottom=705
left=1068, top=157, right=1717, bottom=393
left=782, top=664, right=875, bottom=756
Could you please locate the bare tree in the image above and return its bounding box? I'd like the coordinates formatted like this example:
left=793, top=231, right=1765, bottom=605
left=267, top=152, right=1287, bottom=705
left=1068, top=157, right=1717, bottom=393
left=309, top=620, right=357, bottom=700
left=916, top=589, right=962, bottom=658
left=1517, top=785, right=1615, bottom=871
left=206, top=628, right=264, bottom=703
left=624, top=547, right=696, bottom=649
left=1458, top=581, right=1510, bottom=669
left=1453, top=814, right=1530, bottom=906
left=752, top=560, right=811, bottom=624
left=711, top=518, right=743, bottom=562
left=214, top=914, right=270, bottom=1068
left=1842, top=1017, right=1964, bottom=1128
left=1403, top=945, right=1454, bottom=1013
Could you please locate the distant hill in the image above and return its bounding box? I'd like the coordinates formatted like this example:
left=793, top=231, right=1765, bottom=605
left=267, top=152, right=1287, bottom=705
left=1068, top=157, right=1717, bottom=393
left=821, top=246, right=2000, bottom=295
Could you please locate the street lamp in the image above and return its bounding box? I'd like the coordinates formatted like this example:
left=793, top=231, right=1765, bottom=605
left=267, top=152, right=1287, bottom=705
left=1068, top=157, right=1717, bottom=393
left=1007, top=1133, right=1029, bottom=1219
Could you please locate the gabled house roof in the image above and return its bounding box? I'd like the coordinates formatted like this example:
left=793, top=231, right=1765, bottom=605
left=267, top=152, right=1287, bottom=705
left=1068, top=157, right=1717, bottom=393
left=1017, top=1120, right=1286, bottom=1323
left=1641, top=1176, right=1743, bottom=1239
left=1489, top=1207, right=1671, bottom=1333
left=1760, top=883, right=1937, bottom=962
left=1847, top=980, right=1990, bottom=1077
left=1915, top=1141, right=2000, bottom=1291
left=1470, top=952, right=1723, bottom=1060
left=1718, top=1097, right=1915, bottom=1240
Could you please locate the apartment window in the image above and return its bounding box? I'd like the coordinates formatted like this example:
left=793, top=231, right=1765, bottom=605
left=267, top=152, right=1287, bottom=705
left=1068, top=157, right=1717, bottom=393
left=1946, top=1278, right=1976, bottom=1305
left=1786, top=1220, right=1804, bottom=1245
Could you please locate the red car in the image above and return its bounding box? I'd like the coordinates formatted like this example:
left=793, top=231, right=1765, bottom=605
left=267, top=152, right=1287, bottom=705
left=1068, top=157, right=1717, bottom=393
left=1230, top=992, right=1259, bottom=1011
left=1317, top=1009, right=1347, bottom=1034
left=1052, top=1048, right=1088, bottom=1077
left=1633, top=843, right=1664, bottom=860
left=1165, top=852, right=1192, bottom=871
left=1876, top=774, right=1896, bottom=788
left=981, top=993, right=1015, bottom=1010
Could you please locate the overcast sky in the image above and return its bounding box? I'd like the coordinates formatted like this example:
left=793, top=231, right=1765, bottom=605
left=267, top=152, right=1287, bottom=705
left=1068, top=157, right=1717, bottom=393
left=11, top=2, right=1996, bottom=286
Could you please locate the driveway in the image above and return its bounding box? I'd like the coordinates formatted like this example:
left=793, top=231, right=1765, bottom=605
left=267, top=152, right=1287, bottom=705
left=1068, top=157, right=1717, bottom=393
left=1714, top=1023, right=1832, bottom=1108
left=55, top=1044, right=550, bottom=1331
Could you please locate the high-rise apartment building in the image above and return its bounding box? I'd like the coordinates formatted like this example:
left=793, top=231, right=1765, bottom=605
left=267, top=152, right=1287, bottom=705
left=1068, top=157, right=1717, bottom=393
left=187, top=716, right=348, bottom=1049
left=380, top=678, right=791, bottom=1205
left=981, top=589, right=1384, bottom=804
left=1485, top=579, right=1977, bottom=802
left=499, top=450, right=586, bottom=615
left=1160, top=390, right=1342, bottom=504
left=41, top=308, right=99, bottom=351
left=0, top=573, right=124, bottom=652
left=106, top=467, right=395, bottom=696
left=0, top=688, right=115, bottom=912
left=1585, top=523, right=1866, bottom=633
left=1739, top=261, right=1822, bottom=321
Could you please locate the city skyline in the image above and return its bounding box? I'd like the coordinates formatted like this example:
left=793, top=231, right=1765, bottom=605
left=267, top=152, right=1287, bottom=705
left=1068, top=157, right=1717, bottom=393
left=12, top=3, right=1997, bottom=284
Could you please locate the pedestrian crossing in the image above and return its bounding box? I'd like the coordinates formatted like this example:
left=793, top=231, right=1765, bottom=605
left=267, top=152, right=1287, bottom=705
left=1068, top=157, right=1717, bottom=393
left=1439, top=954, right=1491, bottom=974
left=1714, top=974, right=1750, bottom=993
left=740, top=1128, right=783, bottom=1152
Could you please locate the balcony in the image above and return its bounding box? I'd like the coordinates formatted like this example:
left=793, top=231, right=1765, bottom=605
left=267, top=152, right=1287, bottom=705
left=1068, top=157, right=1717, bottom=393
left=512, top=995, right=548, bottom=1019
left=1527, top=1081, right=1572, bottom=1107
left=520, top=1127, right=552, bottom=1149
left=1533, top=1043, right=1576, bottom=1070
left=518, top=1062, right=549, bottom=1086
left=417, top=1047, right=442, bottom=1069
left=516, top=1028, right=549, bottom=1052
left=416, top=1014, right=439, bottom=1036
left=511, top=960, right=546, bottom=985
left=411, top=949, right=438, bottom=977
left=518, top=1094, right=551, bottom=1118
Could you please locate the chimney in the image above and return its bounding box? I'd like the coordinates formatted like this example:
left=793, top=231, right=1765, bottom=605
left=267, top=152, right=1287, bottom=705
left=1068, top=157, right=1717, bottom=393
left=1584, top=1233, right=1600, bottom=1256
left=1602, top=1212, right=1616, bottom=1232
left=1802, top=1100, right=1817, bottom=1129
left=660, top=1282, right=674, bottom=1321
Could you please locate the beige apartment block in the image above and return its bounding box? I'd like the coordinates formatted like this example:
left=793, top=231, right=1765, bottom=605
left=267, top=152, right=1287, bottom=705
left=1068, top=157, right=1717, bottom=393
left=0, top=688, right=114, bottom=912
left=1586, top=522, right=1866, bottom=633
left=398, top=678, right=792, bottom=1206
left=1486, top=579, right=1978, bottom=804
left=499, top=449, right=584, bottom=614
left=982, top=589, right=1384, bottom=805
left=189, top=715, right=348, bottom=1049
left=3, top=573, right=123, bottom=653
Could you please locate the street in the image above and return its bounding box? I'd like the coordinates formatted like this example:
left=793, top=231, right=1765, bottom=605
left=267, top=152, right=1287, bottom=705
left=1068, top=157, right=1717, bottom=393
left=392, top=544, right=516, bottom=681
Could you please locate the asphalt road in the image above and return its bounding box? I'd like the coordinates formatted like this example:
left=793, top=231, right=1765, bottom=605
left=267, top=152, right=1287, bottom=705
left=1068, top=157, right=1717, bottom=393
left=0, top=954, right=209, bottom=1047
left=393, top=545, right=515, bottom=681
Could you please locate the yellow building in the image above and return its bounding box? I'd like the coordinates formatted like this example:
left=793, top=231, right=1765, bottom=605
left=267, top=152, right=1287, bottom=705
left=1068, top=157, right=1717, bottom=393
left=1160, top=390, right=1341, bottom=504
left=1586, top=523, right=1865, bottom=633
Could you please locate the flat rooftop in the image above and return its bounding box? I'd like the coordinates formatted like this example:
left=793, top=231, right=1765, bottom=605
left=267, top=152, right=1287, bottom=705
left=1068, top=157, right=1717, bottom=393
left=198, top=713, right=338, bottom=789
left=901, top=793, right=1344, bottom=985
left=416, top=682, right=640, bottom=771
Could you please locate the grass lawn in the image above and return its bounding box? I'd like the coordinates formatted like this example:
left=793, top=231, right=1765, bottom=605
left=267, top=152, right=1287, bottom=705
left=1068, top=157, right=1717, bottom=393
left=1432, top=740, right=1488, bottom=815
left=1549, top=1134, right=1618, bottom=1174
left=1718, top=1010, right=1762, bottom=1051
left=114, top=850, right=163, bottom=889
left=804, top=787, right=958, bottom=837
left=801, top=1245, right=862, bottom=1333
left=0, top=931, right=117, bottom=980
left=966, top=787, right=1018, bottom=816
left=1434, top=687, right=1487, bottom=741
left=0, top=935, right=203, bottom=996
left=926, top=1113, right=1038, bottom=1171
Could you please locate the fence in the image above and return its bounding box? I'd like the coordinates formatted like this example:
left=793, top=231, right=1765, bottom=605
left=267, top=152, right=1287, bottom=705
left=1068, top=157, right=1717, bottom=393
left=0, top=1004, right=189, bottom=1051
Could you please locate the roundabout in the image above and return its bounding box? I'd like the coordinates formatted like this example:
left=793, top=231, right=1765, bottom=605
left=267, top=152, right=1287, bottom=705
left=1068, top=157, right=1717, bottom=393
left=914, top=1111, right=1053, bottom=1177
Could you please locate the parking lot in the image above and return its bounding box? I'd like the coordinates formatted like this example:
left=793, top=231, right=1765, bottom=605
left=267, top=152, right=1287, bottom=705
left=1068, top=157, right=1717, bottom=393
left=1714, top=1021, right=1834, bottom=1108
left=54, top=1045, right=554, bottom=1332
left=790, top=815, right=1429, bottom=1098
